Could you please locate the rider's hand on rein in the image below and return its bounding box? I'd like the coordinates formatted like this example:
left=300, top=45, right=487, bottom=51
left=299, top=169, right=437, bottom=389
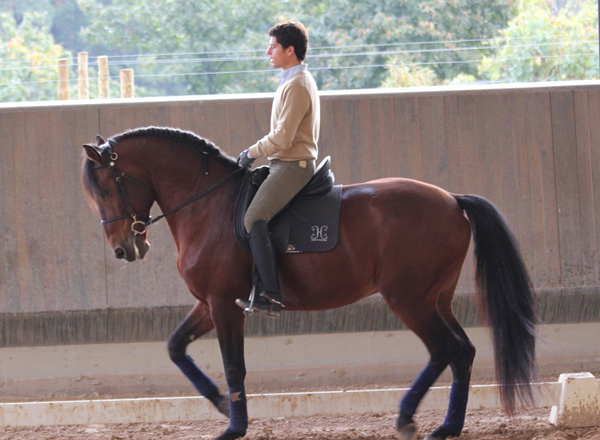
left=237, top=149, right=255, bottom=168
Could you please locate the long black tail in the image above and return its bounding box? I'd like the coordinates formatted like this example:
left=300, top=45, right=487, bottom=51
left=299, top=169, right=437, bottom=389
left=455, top=194, right=539, bottom=415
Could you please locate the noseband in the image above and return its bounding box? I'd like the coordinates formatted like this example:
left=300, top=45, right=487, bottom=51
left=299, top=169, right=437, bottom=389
left=93, top=139, right=244, bottom=235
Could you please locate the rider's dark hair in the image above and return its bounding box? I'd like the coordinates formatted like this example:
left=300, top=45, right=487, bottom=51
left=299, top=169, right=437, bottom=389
left=269, top=21, right=309, bottom=62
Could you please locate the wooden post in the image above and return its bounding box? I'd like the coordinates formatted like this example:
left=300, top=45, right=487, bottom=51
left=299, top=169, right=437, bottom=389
left=120, top=69, right=135, bottom=98
left=77, top=52, right=89, bottom=100
left=57, top=58, right=70, bottom=100
left=98, top=56, right=110, bottom=99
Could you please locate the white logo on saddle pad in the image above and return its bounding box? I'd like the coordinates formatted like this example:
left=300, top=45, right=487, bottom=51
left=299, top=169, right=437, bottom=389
left=311, top=225, right=329, bottom=242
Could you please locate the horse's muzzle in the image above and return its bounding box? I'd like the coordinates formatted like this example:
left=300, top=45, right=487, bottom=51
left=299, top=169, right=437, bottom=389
left=114, top=234, right=150, bottom=261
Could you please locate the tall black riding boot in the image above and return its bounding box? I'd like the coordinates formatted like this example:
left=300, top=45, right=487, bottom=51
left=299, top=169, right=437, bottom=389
left=235, top=220, right=284, bottom=318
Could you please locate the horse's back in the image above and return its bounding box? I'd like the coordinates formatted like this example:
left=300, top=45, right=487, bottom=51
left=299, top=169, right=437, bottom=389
left=341, top=177, right=466, bottom=228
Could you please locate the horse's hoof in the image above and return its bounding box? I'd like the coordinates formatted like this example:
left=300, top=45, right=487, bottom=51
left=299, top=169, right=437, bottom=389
left=425, top=426, right=455, bottom=440
left=216, top=395, right=230, bottom=418
left=214, top=428, right=245, bottom=440
left=397, top=422, right=417, bottom=440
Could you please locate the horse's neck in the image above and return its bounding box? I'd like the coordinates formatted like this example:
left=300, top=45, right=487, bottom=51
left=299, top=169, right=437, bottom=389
left=152, top=158, right=241, bottom=243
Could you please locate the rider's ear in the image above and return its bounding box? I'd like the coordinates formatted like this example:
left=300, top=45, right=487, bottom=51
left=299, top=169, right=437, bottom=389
left=96, top=134, right=106, bottom=145
left=83, top=144, right=103, bottom=164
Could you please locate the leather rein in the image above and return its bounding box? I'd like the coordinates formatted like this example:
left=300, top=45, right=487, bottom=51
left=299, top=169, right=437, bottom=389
left=93, top=140, right=244, bottom=235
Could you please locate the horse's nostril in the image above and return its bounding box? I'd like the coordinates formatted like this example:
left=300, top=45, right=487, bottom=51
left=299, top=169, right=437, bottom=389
left=115, top=247, right=125, bottom=259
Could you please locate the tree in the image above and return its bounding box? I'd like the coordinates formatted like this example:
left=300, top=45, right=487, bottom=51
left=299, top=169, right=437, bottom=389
left=478, top=0, right=598, bottom=82
left=381, top=63, right=437, bottom=88
left=77, top=0, right=281, bottom=95
left=303, top=0, right=517, bottom=89
left=10, top=0, right=591, bottom=101
left=0, top=0, right=54, bottom=24
left=77, top=0, right=518, bottom=95
left=51, top=0, right=90, bottom=53
left=0, top=12, right=71, bottom=102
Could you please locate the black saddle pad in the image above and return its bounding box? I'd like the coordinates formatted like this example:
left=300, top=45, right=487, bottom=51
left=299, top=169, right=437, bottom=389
left=281, top=185, right=343, bottom=253
left=234, top=159, right=342, bottom=254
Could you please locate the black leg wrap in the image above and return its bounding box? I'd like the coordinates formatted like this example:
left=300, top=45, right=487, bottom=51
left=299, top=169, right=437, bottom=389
left=168, top=324, right=225, bottom=410
left=215, top=428, right=245, bottom=440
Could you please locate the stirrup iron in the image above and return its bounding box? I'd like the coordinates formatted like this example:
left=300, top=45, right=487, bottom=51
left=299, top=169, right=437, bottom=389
left=238, top=286, right=257, bottom=316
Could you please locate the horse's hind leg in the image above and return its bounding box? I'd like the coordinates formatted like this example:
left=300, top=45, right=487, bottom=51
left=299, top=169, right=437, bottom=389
left=427, top=299, right=476, bottom=440
left=382, top=292, right=470, bottom=440
left=168, top=300, right=229, bottom=417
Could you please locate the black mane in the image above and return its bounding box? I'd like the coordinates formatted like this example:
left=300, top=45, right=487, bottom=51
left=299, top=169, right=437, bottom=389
left=82, top=126, right=239, bottom=198
left=112, top=126, right=236, bottom=165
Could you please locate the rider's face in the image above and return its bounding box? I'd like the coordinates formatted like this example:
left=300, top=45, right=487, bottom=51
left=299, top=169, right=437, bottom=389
left=266, top=36, right=295, bottom=70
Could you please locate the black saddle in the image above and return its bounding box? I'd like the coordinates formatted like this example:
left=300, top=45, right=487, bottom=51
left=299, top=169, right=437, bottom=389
left=234, top=157, right=342, bottom=254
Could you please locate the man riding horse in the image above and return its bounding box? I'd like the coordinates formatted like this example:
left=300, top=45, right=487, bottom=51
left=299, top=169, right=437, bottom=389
left=235, top=21, right=320, bottom=318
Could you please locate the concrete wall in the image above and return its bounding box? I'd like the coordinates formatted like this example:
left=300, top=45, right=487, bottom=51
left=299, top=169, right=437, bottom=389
left=1, top=81, right=600, bottom=346
left=2, top=323, right=599, bottom=401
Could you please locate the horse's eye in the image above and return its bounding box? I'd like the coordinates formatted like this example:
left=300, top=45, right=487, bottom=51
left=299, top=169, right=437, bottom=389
left=101, top=189, right=109, bottom=198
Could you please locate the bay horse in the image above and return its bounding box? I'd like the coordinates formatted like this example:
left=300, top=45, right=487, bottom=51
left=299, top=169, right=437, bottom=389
left=81, top=126, right=538, bottom=440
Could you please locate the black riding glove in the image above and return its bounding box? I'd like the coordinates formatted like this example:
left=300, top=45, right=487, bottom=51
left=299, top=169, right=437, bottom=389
left=237, top=149, right=256, bottom=168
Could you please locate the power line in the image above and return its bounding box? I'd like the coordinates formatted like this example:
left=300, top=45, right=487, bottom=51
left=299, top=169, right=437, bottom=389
left=1, top=32, right=594, bottom=67
left=0, top=37, right=596, bottom=74
left=1, top=50, right=596, bottom=88
left=0, top=35, right=512, bottom=66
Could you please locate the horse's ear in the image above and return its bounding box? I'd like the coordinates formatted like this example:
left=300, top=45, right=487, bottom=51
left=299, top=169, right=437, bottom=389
left=83, top=144, right=103, bottom=164
left=96, top=135, right=106, bottom=145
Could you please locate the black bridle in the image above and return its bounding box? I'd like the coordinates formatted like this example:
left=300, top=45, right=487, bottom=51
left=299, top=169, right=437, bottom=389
left=93, top=140, right=244, bottom=235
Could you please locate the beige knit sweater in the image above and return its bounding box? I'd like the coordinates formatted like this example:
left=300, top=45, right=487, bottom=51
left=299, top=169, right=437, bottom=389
left=248, top=71, right=320, bottom=161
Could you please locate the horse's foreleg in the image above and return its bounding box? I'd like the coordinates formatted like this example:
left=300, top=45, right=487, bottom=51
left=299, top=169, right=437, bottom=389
left=167, top=301, right=229, bottom=417
left=212, top=305, right=248, bottom=440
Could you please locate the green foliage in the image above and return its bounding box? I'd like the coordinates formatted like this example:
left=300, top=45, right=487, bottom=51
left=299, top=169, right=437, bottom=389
left=0, top=12, right=71, bottom=102
left=51, top=0, right=89, bottom=53
left=77, top=0, right=280, bottom=95
left=75, top=0, right=517, bottom=94
left=304, top=0, right=516, bottom=89
left=478, top=0, right=599, bottom=82
left=382, top=63, right=437, bottom=88
left=0, top=0, right=597, bottom=101
left=0, top=0, right=54, bottom=24
left=447, top=72, right=478, bottom=85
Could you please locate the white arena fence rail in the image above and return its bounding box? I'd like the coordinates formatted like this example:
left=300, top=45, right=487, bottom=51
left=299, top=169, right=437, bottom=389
left=1, top=373, right=599, bottom=429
